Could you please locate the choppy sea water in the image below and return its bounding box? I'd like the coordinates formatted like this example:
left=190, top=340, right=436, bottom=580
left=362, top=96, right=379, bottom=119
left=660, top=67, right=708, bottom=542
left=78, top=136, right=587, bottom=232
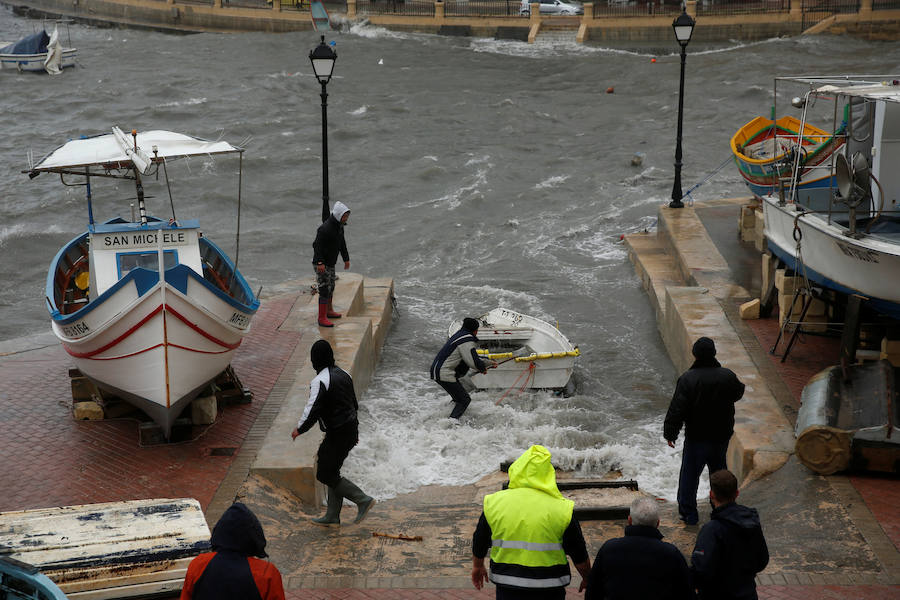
left=1, top=8, right=898, bottom=501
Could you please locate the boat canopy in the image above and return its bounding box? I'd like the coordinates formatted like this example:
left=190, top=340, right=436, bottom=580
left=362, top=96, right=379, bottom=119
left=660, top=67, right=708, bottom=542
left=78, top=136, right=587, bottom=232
left=0, top=30, right=50, bottom=55
left=814, top=82, right=900, bottom=103
left=29, top=128, right=243, bottom=177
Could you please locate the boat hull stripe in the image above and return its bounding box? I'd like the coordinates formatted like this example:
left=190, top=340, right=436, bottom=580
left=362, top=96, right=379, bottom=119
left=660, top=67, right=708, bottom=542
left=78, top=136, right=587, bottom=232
left=62, top=303, right=241, bottom=359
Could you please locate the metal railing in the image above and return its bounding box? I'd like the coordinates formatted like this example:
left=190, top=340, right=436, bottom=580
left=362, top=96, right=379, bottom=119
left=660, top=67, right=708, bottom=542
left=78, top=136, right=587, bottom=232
left=357, top=0, right=437, bottom=15
left=444, top=0, right=525, bottom=16
left=592, top=2, right=683, bottom=18
left=801, top=0, right=861, bottom=13
left=697, top=0, right=791, bottom=15
left=872, top=0, right=900, bottom=8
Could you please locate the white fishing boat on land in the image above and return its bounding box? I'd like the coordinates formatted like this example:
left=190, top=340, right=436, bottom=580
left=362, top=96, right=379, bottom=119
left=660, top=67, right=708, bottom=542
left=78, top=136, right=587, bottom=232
left=450, top=308, right=579, bottom=392
left=0, top=25, right=76, bottom=74
left=28, top=127, right=259, bottom=439
left=760, top=76, right=900, bottom=320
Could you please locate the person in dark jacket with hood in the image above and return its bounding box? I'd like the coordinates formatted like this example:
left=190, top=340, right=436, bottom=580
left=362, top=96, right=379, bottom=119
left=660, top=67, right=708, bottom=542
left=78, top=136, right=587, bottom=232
left=664, top=336, right=745, bottom=525
left=312, top=201, right=351, bottom=328
left=291, top=339, right=374, bottom=526
left=585, top=497, right=691, bottom=600
left=180, top=502, right=285, bottom=600
left=430, top=317, right=495, bottom=419
left=691, top=469, right=768, bottom=599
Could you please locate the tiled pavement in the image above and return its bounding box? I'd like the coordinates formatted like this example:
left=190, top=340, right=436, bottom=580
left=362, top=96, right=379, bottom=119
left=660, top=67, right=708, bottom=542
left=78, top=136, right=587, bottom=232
left=280, top=588, right=900, bottom=599
left=0, top=292, right=300, bottom=513
left=2, top=285, right=899, bottom=599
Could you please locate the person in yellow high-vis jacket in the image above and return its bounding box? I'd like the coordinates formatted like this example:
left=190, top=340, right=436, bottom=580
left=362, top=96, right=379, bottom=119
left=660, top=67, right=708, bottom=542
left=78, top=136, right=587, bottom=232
left=471, top=445, right=591, bottom=599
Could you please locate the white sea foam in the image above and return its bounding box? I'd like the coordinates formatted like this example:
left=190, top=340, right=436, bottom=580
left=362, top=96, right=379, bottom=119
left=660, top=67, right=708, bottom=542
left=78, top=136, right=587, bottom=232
left=158, top=97, right=207, bottom=108
left=535, top=175, right=570, bottom=189
left=349, top=21, right=414, bottom=40
left=344, top=372, right=686, bottom=501
left=350, top=106, right=368, bottom=116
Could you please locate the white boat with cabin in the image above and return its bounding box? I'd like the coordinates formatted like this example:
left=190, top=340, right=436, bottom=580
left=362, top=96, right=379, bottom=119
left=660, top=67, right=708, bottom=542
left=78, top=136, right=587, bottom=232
left=761, top=76, right=900, bottom=320
left=29, top=127, right=259, bottom=439
left=450, top=308, right=579, bottom=391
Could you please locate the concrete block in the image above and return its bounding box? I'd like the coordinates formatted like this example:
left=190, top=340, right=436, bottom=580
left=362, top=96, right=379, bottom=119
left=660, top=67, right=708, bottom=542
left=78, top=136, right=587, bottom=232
left=740, top=206, right=756, bottom=242
left=71, top=376, right=100, bottom=401
left=775, top=269, right=801, bottom=296
left=740, top=298, right=760, bottom=320
left=191, top=395, right=218, bottom=425
left=881, top=338, right=900, bottom=354
left=73, top=400, right=104, bottom=420
left=761, top=253, right=774, bottom=296
left=879, top=351, right=900, bottom=367
left=778, top=293, right=804, bottom=317
left=805, top=297, right=827, bottom=317
left=754, top=209, right=766, bottom=252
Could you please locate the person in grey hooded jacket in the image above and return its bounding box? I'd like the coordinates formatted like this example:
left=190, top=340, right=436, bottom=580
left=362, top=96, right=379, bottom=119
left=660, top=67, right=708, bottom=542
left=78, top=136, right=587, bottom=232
left=312, top=201, right=351, bottom=327
left=691, top=469, right=768, bottom=600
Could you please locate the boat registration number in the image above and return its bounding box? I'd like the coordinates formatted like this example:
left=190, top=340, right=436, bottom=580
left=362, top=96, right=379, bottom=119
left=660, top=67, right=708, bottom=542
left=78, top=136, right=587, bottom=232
left=228, top=312, right=250, bottom=329
left=498, top=309, right=523, bottom=326
left=61, top=320, right=90, bottom=338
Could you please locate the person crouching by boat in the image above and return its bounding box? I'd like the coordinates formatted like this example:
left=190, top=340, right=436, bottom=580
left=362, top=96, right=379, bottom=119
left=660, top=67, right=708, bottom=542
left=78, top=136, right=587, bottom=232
left=430, top=317, right=496, bottom=420
left=291, top=339, right=375, bottom=527
left=312, top=201, right=351, bottom=328
left=180, top=502, right=285, bottom=600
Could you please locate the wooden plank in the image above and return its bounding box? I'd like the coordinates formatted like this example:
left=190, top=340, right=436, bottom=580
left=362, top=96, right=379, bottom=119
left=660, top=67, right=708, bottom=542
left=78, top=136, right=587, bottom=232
left=56, top=562, right=189, bottom=593
left=66, top=577, right=184, bottom=599
left=0, top=498, right=209, bottom=595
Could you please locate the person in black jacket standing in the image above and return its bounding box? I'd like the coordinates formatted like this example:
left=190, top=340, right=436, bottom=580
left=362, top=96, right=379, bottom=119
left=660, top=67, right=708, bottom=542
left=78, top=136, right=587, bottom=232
left=585, top=497, right=691, bottom=600
left=291, top=339, right=374, bottom=526
left=312, top=201, right=351, bottom=328
left=691, top=469, right=768, bottom=599
left=664, top=337, right=745, bottom=525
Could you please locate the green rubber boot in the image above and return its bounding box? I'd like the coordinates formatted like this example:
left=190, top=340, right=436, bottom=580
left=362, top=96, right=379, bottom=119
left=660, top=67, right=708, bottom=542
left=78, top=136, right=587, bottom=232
left=310, top=486, right=342, bottom=527
left=334, top=478, right=376, bottom=525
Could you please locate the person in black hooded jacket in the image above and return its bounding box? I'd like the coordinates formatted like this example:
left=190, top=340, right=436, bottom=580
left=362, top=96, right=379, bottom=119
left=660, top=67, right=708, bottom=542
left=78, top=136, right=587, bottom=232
left=291, top=339, right=375, bottom=526
left=180, top=502, right=284, bottom=600
left=691, top=469, right=768, bottom=600
left=663, top=336, right=744, bottom=525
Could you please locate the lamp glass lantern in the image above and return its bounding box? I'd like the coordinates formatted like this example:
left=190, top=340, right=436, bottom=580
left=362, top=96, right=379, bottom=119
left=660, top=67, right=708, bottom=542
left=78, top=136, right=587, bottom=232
left=309, top=36, right=337, bottom=85
left=672, top=10, right=695, bottom=47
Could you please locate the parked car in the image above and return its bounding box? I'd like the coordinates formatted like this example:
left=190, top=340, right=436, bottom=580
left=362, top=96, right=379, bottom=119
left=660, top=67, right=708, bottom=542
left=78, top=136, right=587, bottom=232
left=520, top=0, right=584, bottom=15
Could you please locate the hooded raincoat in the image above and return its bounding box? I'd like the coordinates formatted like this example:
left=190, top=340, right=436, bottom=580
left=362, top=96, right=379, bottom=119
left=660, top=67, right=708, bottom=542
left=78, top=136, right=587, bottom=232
left=312, top=201, right=350, bottom=268
left=180, top=503, right=285, bottom=600
left=691, top=501, right=769, bottom=600
left=472, top=445, right=588, bottom=592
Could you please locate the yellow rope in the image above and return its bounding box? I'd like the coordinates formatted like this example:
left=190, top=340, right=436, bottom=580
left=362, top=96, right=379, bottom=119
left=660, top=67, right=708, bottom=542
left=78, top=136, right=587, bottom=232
left=514, top=348, right=580, bottom=362
left=476, top=348, right=580, bottom=361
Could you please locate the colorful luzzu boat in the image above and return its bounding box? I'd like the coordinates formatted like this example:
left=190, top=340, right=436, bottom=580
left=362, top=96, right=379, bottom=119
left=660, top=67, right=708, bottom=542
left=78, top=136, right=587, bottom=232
left=730, top=114, right=845, bottom=204
left=30, top=127, right=259, bottom=438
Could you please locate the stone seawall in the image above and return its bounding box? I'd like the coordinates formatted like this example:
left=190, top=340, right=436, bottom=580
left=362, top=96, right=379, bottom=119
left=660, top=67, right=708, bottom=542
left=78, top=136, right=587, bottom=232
left=5, top=0, right=900, bottom=41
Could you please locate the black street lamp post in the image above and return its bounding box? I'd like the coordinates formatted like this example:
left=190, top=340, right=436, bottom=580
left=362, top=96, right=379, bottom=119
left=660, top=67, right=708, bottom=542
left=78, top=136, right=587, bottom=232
left=669, top=8, right=696, bottom=209
left=309, top=35, right=338, bottom=222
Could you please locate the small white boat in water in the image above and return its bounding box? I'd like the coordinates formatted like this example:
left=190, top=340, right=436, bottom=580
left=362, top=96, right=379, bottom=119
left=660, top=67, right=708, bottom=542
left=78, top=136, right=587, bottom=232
left=449, top=308, right=579, bottom=391
left=29, top=127, right=259, bottom=439
left=0, top=25, right=76, bottom=74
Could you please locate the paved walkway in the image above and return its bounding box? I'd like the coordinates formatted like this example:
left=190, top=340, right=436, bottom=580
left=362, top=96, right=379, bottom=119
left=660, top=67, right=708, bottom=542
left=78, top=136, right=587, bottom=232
left=2, top=205, right=899, bottom=599
left=0, top=292, right=301, bottom=513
